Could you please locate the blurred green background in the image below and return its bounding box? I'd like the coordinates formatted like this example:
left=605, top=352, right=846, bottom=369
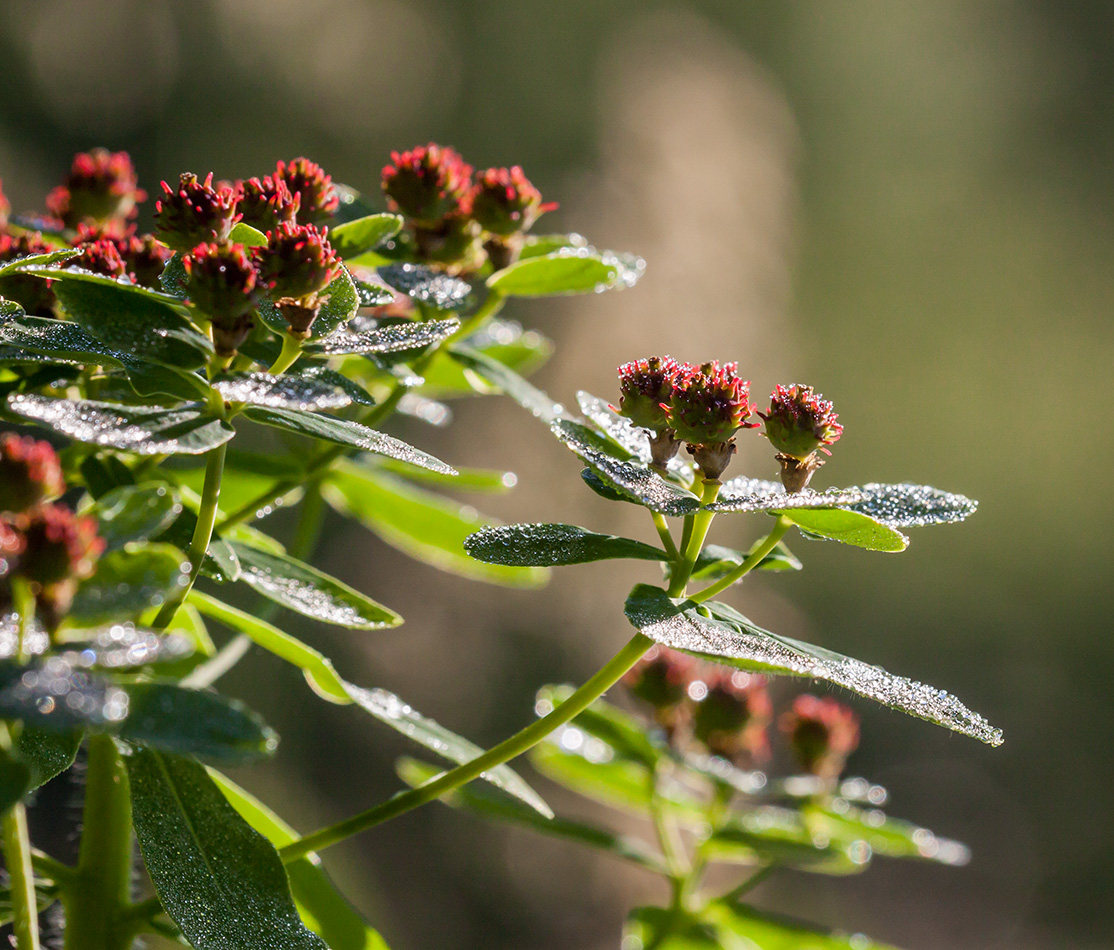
left=2, top=2, right=1111, bottom=948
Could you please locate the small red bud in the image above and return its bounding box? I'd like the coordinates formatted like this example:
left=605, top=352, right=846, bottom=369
left=181, top=242, right=261, bottom=356
left=15, top=504, right=104, bottom=588
left=236, top=176, right=301, bottom=233
left=45, top=149, right=145, bottom=231
left=155, top=173, right=240, bottom=252
left=65, top=238, right=128, bottom=279
left=691, top=670, right=772, bottom=761
left=382, top=144, right=473, bottom=227
left=665, top=361, right=758, bottom=479
left=0, top=178, right=10, bottom=229
left=272, top=158, right=338, bottom=228
left=780, top=694, right=860, bottom=781
left=0, top=435, right=64, bottom=515
left=469, top=166, right=557, bottom=237
left=758, top=384, right=842, bottom=492
left=617, top=356, right=680, bottom=433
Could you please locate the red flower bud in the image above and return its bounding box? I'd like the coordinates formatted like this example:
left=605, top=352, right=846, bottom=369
left=0, top=435, right=64, bottom=515
left=181, top=242, right=261, bottom=356
left=382, top=144, right=473, bottom=226
left=0, top=232, right=57, bottom=315
left=623, top=645, right=695, bottom=712
left=155, top=173, right=239, bottom=252
left=470, top=166, right=557, bottom=237
left=45, top=149, right=145, bottom=231
left=691, top=670, right=772, bottom=760
left=15, top=504, right=103, bottom=588
left=758, top=384, right=842, bottom=492
left=114, top=233, right=172, bottom=289
left=780, top=694, right=860, bottom=781
left=236, top=176, right=300, bottom=233
left=272, top=158, right=338, bottom=228
left=255, top=222, right=341, bottom=300
left=617, top=356, right=680, bottom=433
left=0, top=178, right=9, bottom=229
left=65, top=238, right=128, bottom=279
left=665, top=361, right=757, bottom=479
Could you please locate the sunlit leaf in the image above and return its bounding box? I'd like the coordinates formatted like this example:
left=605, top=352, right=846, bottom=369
left=214, top=372, right=353, bottom=411
left=449, top=346, right=567, bottom=422
left=418, top=321, right=552, bottom=398
left=0, top=249, right=80, bottom=276
left=847, top=482, right=978, bottom=527
left=465, top=523, right=666, bottom=567
left=330, top=213, right=403, bottom=258
left=703, top=806, right=870, bottom=874
left=535, top=684, right=662, bottom=768
left=89, top=483, right=183, bottom=551
left=488, top=247, right=644, bottom=296
left=779, top=507, right=909, bottom=552
left=309, top=318, right=459, bottom=356
left=703, top=902, right=903, bottom=950
left=228, top=222, right=268, bottom=247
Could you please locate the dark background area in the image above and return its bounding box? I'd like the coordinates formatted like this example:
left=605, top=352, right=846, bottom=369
left=2, top=2, right=1112, bottom=948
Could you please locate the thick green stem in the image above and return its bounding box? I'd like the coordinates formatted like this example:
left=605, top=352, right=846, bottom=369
left=688, top=515, right=792, bottom=604
left=63, top=735, right=134, bottom=950
left=153, top=441, right=228, bottom=630
left=280, top=631, right=655, bottom=861
left=1, top=719, right=39, bottom=950
left=667, top=481, right=721, bottom=597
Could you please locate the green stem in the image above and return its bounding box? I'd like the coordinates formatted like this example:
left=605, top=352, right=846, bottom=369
left=649, top=763, right=689, bottom=881
left=30, top=850, right=76, bottom=884
left=651, top=512, right=679, bottom=560
left=280, top=631, right=656, bottom=862
left=63, top=735, right=134, bottom=950
left=12, top=578, right=34, bottom=663
left=688, top=515, right=792, bottom=604
left=152, top=441, right=228, bottom=630
left=668, top=481, right=721, bottom=597
left=719, top=864, right=776, bottom=904
left=267, top=333, right=303, bottom=376
left=1, top=721, right=39, bottom=950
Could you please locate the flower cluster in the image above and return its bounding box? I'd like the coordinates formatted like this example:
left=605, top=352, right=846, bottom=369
left=617, top=358, right=843, bottom=487
left=382, top=143, right=556, bottom=272
left=45, top=148, right=145, bottom=235
left=624, top=646, right=859, bottom=778
left=0, top=434, right=103, bottom=631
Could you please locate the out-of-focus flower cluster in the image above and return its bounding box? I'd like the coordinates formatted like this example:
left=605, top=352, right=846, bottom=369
left=0, top=434, right=103, bottom=632
left=617, top=357, right=842, bottom=488
left=623, top=645, right=860, bottom=781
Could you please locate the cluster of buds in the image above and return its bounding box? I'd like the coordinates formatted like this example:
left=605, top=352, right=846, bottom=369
left=0, top=434, right=103, bottom=632
left=623, top=647, right=860, bottom=780
left=45, top=148, right=145, bottom=235
left=759, top=385, right=843, bottom=492
left=0, top=232, right=58, bottom=315
left=381, top=144, right=556, bottom=272
left=617, top=358, right=843, bottom=488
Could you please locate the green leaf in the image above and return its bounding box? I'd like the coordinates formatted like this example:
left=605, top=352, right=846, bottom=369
left=0, top=657, right=127, bottom=730
left=623, top=585, right=1003, bottom=746
left=229, top=541, right=402, bottom=629
left=213, top=371, right=354, bottom=411
left=160, top=252, right=187, bottom=298
left=397, top=757, right=664, bottom=873
left=0, top=249, right=80, bottom=276
left=800, top=801, right=970, bottom=866
left=7, top=395, right=234, bottom=456
left=0, top=315, right=130, bottom=364
left=488, top=249, right=633, bottom=297
left=119, top=682, right=277, bottom=764
left=309, top=318, right=459, bottom=357
left=707, top=481, right=864, bottom=516
left=257, top=267, right=360, bottom=339
left=189, top=591, right=350, bottom=703
left=847, top=482, right=978, bottom=527
left=51, top=276, right=212, bottom=368
left=464, top=523, right=666, bottom=567
left=703, top=806, right=870, bottom=874
left=211, top=771, right=391, bottom=950
left=16, top=728, right=82, bottom=788
left=329, top=213, right=403, bottom=258
left=0, top=882, right=58, bottom=927
left=171, top=449, right=305, bottom=517
left=623, top=907, right=729, bottom=950
left=518, top=233, right=589, bottom=259
left=228, top=222, right=268, bottom=247
left=353, top=280, right=395, bottom=307
left=89, top=483, right=183, bottom=551
left=778, top=507, right=909, bottom=552
left=345, top=682, right=552, bottom=818
left=418, top=327, right=553, bottom=400
left=377, top=263, right=471, bottom=311
left=71, top=543, right=188, bottom=624
left=243, top=405, right=455, bottom=475
left=127, top=748, right=329, bottom=950
left=530, top=740, right=673, bottom=817
left=449, top=346, right=567, bottom=421
left=324, top=464, right=547, bottom=588
left=702, top=902, right=903, bottom=950
left=0, top=749, right=32, bottom=815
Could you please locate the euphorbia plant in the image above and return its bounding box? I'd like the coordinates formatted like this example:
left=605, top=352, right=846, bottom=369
left=0, top=145, right=999, bottom=950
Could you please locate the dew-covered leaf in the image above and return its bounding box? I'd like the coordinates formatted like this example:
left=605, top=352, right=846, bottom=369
left=309, top=318, right=459, bottom=356
left=847, top=482, right=978, bottom=527
left=159, top=252, right=187, bottom=298
left=16, top=727, right=82, bottom=789
left=707, top=486, right=865, bottom=514
left=376, top=459, right=517, bottom=493
left=552, top=420, right=700, bottom=516
left=0, top=249, right=80, bottom=276
left=450, top=346, right=567, bottom=422
left=330, top=213, right=403, bottom=258
left=703, top=806, right=870, bottom=874
left=59, top=624, right=194, bottom=670
left=70, top=543, right=189, bottom=625
left=623, top=585, right=1003, bottom=746
left=324, top=464, right=547, bottom=588
left=89, top=483, right=183, bottom=551
left=189, top=591, right=350, bottom=704
left=156, top=505, right=240, bottom=583
left=243, top=405, right=455, bottom=475
left=398, top=757, right=664, bottom=873
left=344, top=681, right=551, bottom=817
left=800, top=801, right=970, bottom=867
left=228, top=222, right=268, bottom=247
left=518, top=233, right=589, bottom=259
left=214, top=372, right=352, bottom=411
left=119, top=361, right=211, bottom=400
left=464, top=523, right=666, bottom=567
left=229, top=541, right=401, bottom=630
left=377, top=263, right=471, bottom=311
left=488, top=247, right=645, bottom=296
left=353, top=279, right=395, bottom=308
left=211, top=770, right=391, bottom=950
left=0, top=658, right=128, bottom=730
left=127, top=748, right=329, bottom=950
left=0, top=315, right=130, bottom=365
left=779, top=507, right=909, bottom=552
left=7, top=394, right=234, bottom=456
left=258, top=267, right=360, bottom=339
left=118, top=682, right=277, bottom=764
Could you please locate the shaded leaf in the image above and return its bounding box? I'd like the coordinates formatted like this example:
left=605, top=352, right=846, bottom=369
left=703, top=902, right=902, bottom=950
left=127, top=748, right=328, bottom=950
left=7, top=394, right=234, bottom=456
left=623, top=585, right=1003, bottom=746
left=0, top=658, right=128, bottom=730
left=0, top=749, right=32, bottom=814
left=535, top=684, right=661, bottom=768
left=689, top=542, right=802, bottom=580
left=465, top=523, right=666, bottom=567
left=309, top=318, right=459, bottom=356
left=801, top=801, right=970, bottom=867
left=330, top=213, right=403, bottom=258
left=376, top=459, right=517, bottom=493
left=779, top=507, right=909, bottom=552
left=419, top=320, right=552, bottom=398
left=71, top=544, right=189, bottom=625
left=58, top=625, right=194, bottom=670
left=89, top=483, right=183, bottom=551
left=377, top=263, right=470, bottom=310
left=16, top=728, right=82, bottom=788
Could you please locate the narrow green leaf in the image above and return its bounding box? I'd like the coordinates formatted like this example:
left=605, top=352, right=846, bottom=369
left=257, top=267, right=360, bottom=339
left=465, top=523, right=666, bottom=567
left=449, top=346, right=566, bottom=422
left=324, top=464, right=547, bottom=588
left=127, top=748, right=328, bottom=950
left=800, top=801, right=970, bottom=866
left=329, top=213, right=403, bottom=258
left=89, top=483, right=183, bottom=551
left=397, top=757, right=664, bottom=873
left=623, top=907, right=729, bottom=950
left=779, top=507, right=909, bottom=552
left=623, top=585, right=1003, bottom=746
left=703, top=806, right=870, bottom=874
left=518, top=233, right=589, bottom=259
left=16, top=728, right=82, bottom=789
left=119, top=682, right=277, bottom=764
left=71, top=543, right=189, bottom=624
left=418, top=321, right=552, bottom=398
left=244, top=405, right=455, bottom=475
left=229, top=541, right=401, bottom=630
left=0, top=883, right=59, bottom=927
left=535, top=684, right=662, bottom=768
left=7, top=394, right=234, bottom=456
left=703, top=902, right=903, bottom=950
left=487, top=250, right=617, bottom=296
left=228, top=222, right=268, bottom=247
left=211, top=771, right=391, bottom=950
left=0, top=658, right=127, bottom=730
left=189, top=591, right=350, bottom=703
left=376, top=459, right=517, bottom=493
left=0, top=249, right=80, bottom=276
left=688, top=541, right=802, bottom=580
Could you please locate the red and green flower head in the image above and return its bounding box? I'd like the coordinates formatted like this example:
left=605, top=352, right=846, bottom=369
left=114, top=233, right=172, bottom=288
left=182, top=242, right=261, bottom=355
left=65, top=237, right=128, bottom=279
left=155, top=173, right=239, bottom=252
left=0, top=178, right=9, bottom=229
left=780, top=694, right=860, bottom=781
left=15, top=504, right=104, bottom=589
left=691, top=670, right=772, bottom=761
left=382, top=144, right=473, bottom=227
left=0, top=435, right=65, bottom=515
left=236, top=176, right=300, bottom=233
left=0, top=232, right=57, bottom=315
left=272, top=158, right=338, bottom=228
left=665, top=361, right=757, bottom=479
left=45, top=149, right=145, bottom=232
left=758, top=384, right=842, bottom=492
left=470, top=166, right=557, bottom=237
left=618, top=356, right=680, bottom=433
left=255, top=222, right=342, bottom=336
